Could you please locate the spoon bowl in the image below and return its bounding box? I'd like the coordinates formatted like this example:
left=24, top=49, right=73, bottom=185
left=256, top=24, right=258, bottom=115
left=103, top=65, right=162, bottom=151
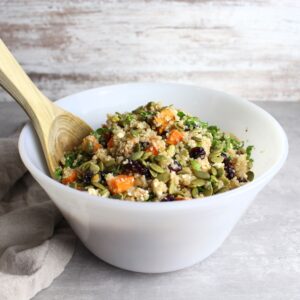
left=0, top=39, right=92, bottom=177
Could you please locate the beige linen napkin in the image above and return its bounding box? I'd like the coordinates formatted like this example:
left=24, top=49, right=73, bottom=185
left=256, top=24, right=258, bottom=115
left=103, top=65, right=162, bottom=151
left=0, top=126, right=76, bottom=299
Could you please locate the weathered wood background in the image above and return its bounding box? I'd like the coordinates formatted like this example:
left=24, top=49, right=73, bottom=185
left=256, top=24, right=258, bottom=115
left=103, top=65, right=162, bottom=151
left=0, top=0, right=299, bottom=102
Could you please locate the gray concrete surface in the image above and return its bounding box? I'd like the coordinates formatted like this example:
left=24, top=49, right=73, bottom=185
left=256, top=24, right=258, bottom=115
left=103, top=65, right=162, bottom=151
left=1, top=102, right=299, bottom=300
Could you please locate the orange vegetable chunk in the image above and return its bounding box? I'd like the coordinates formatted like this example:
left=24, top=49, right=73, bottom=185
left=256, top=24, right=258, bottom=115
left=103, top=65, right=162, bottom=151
left=62, top=169, right=77, bottom=185
left=145, top=145, right=159, bottom=156
left=154, top=108, right=175, bottom=132
left=166, top=129, right=184, bottom=145
left=107, top=175, right=135, bottom=194
left=107, top=137, right=114, bottom=148
left=82, top=135, right=100, bottom=153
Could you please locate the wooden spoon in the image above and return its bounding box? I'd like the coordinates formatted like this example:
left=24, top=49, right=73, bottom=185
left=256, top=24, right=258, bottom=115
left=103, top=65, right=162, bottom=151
left=0, top=39, right=92, bottom=178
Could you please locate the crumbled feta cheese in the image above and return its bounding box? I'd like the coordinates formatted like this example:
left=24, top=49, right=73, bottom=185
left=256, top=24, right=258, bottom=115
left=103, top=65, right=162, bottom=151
left=134, top=175, right=148, bottom=188
left=136, top=122, right=148, bottom=129
left=180, top=174, right=193, bottom=186
left=170, top=171, right=180, bottom=185
left=233, top=154, right=248, bottom=179
left=116, top=129, right=125, bottom=138
left=187, top=139, right=197, bottom=148
left=88, top=188, right=99, bottom=196
left=213, top=162, right=224, bottom=169
left=151, top=179, right=167, bottom=198
left=127, top=187, right=149, bottom=201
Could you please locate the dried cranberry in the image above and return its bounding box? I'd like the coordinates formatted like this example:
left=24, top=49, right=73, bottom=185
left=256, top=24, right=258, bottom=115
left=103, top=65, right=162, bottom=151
left=82, top=171, right=93, bottom=184
left=161, top=195, right=176, bottom=202
left=223, top=158, right=236, bottom=179
left=226, top=168, right=235, bottom=179
left=225, top=157, right=234, bottom=168
left=123, top=159, right=150, bottom=178
left=189, top=147, right=206, bottom=159
left=122, top=160, right=138, bottom=173
left=168, top=160, right=182, bottom=173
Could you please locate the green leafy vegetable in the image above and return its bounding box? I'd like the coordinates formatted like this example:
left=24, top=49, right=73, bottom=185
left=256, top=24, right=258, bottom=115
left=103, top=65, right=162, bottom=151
left=64, top=152, right=76, bottom=168
left=208, top=125, right=219, bottom=136
left=140, top=110, right=155, bottom=121
left=121, top=113, right=134, bottom=125
left=54, top=167, right=62, bottom=180
left=184, top=116, right=208, bottom=129
left=92, top=127, right=111, bottom=145
left=246, top=145, right=254, bottom=159
left=177, top=111, right=185, bottom=119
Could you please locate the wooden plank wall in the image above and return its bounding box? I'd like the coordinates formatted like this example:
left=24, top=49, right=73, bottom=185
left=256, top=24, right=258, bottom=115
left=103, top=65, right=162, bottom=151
left=0, top=0, right=299, bottom=102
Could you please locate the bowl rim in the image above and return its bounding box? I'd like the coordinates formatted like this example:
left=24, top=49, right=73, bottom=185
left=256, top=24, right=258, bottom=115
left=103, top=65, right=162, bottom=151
left=18, top=82, right=289, bottom=210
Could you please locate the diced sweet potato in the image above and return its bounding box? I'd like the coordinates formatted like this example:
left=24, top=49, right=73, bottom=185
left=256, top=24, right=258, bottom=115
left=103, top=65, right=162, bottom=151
left=107, top=175, right=135, bottom=194
left=154, top=108, right=175, bottom=132
left=62, top=169, right=77, bottom=185
left=81, top=135, right=101, bottom=153
left=145, top=145, right=159, bottom=156
left=166, top=129, right=184, bottom=145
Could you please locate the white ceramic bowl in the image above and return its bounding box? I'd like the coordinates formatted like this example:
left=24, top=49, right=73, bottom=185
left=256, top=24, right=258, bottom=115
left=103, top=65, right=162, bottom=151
left=19, top=83, right=288, bottom=273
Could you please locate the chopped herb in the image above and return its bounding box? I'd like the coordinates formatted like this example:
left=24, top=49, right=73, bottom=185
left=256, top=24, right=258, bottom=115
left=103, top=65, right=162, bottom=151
left=246, top=145, right=254, bottom=159
left=54, top=167, right=62, bottom=180
left=147, top=191, right=156, bottom=201
left=130, top=129, right=139, bottom=137
left=92, top=127, right=111, bottom=146
left=64, top=152, right=76, bottom=168
left=231, top=138, right=244, bottom=150
left=140, top=110, right=155, bottom=121
left=177, top=111, right=185, bottom=119
left=212, top=139, right=224, bottom=151
left=208, top=126, right=219, bottom=136
left=122, top=113, right=134, bottom=125
left=184, top=116, right=208, bottom=129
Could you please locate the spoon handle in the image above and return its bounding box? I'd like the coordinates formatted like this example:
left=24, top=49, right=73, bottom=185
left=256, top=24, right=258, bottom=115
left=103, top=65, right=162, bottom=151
left=0, top=39, right=56, bottom=129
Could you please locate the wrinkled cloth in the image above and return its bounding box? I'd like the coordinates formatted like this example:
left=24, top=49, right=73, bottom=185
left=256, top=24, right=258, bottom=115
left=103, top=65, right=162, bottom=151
left=0, top=107, right=76, bottom=300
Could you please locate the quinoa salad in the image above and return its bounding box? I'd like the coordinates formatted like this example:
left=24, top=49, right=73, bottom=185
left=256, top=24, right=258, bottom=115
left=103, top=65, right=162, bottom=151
left=55, top=102, right=254, bottom=202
